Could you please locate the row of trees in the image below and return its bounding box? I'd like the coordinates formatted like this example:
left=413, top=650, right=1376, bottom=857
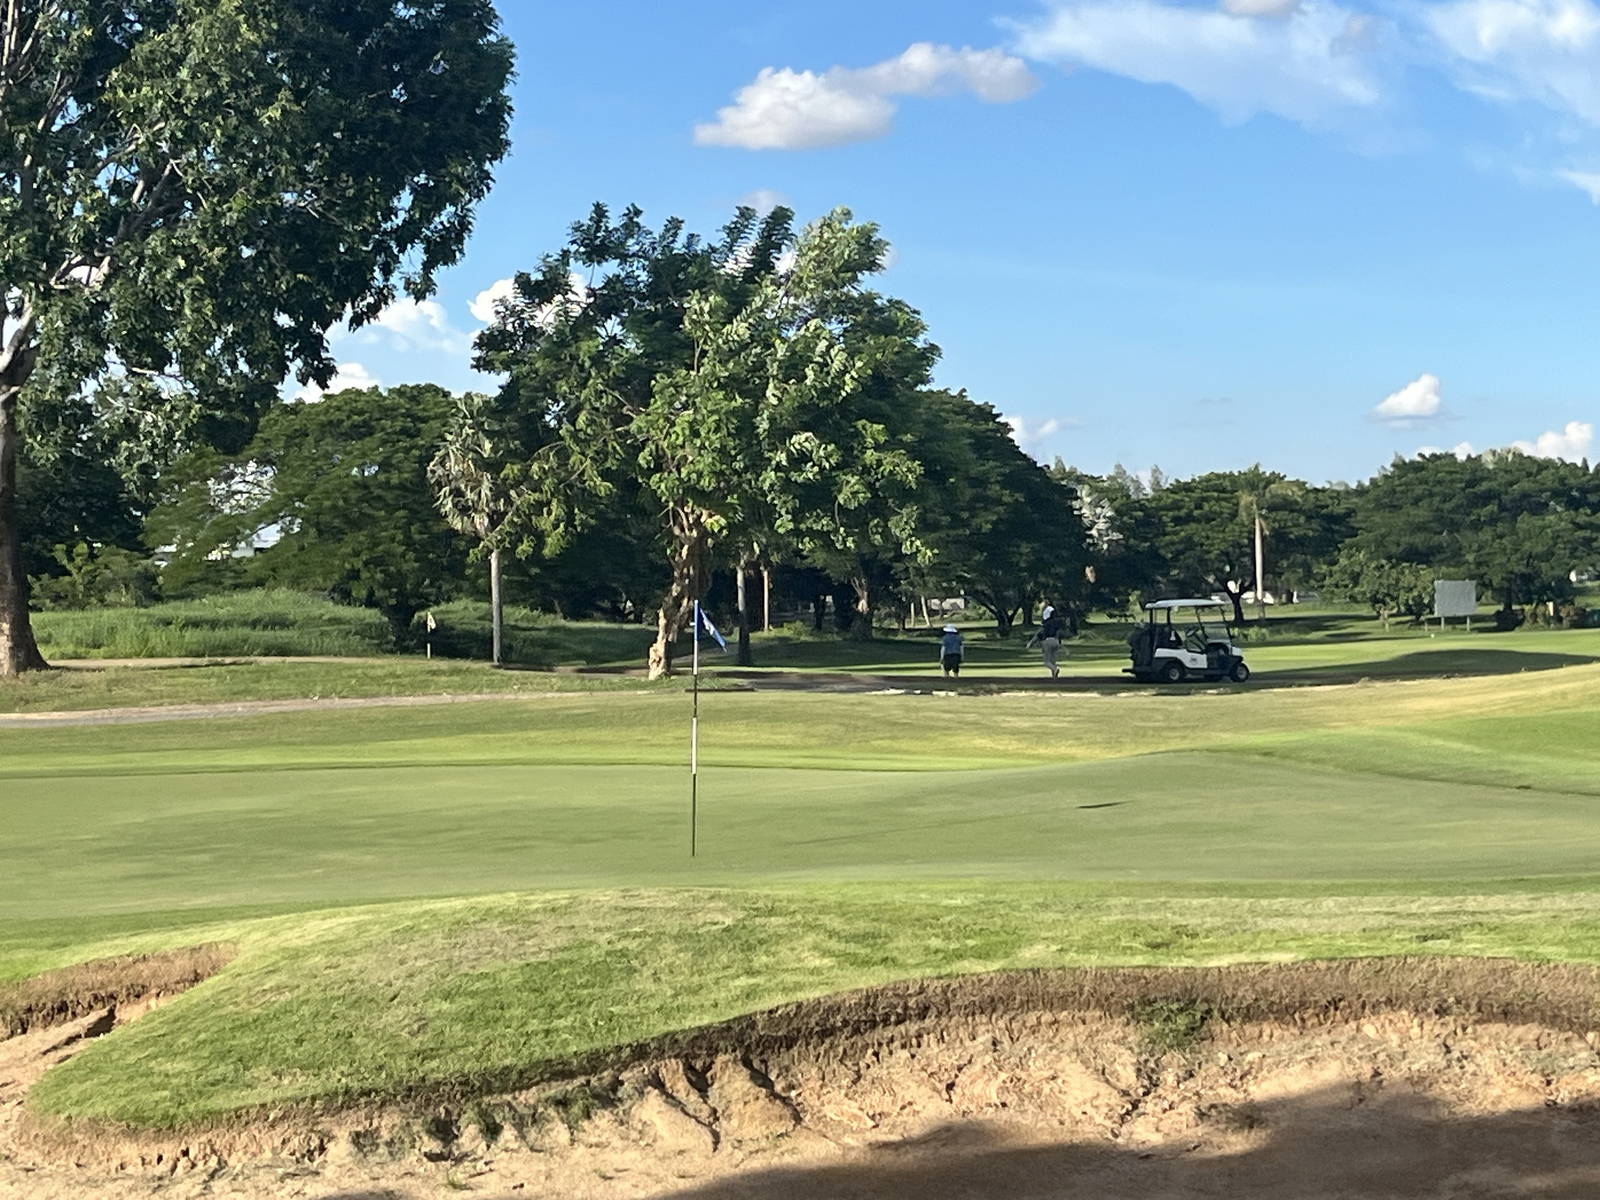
left=27, top=350, right=1600, bottom=675
left=142, top=204, right=1088, bottom=674
left=1056, top=451, right=1600, bottom=627
left=17, top=202, right=1600, bottom=674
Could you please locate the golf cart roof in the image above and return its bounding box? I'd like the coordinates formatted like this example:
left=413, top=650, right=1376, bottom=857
left=1144, top=599, right=1228, bottom=611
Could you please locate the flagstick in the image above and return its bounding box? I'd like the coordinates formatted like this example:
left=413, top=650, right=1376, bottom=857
left=691, top=601, right=700, bottom=858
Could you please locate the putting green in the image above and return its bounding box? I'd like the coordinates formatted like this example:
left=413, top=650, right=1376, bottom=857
left=8, top=742, right=1600, bottom=920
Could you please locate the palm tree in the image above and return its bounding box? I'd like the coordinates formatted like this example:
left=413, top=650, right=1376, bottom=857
left=1235, top=471, right=1306, bottom=621
left=429, top=393, right=519, bottom=666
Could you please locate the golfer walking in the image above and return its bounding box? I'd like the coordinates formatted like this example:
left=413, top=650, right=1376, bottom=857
left=939, top=624, right=964, bottom=678
left=1036, top=606, right=1066, bottom=679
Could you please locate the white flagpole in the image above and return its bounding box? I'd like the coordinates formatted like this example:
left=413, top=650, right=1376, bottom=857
left=691, top=601, right=700, bottom=858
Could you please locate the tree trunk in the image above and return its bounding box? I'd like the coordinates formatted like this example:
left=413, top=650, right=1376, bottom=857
left=649, top=600, right=683, bottom=679
left=1022, top=599, right=1034, bottom=628
left=383, top=602, right=419, bottom=650
left=1254, top=514, right=1267, bottom=622
left=811, top=593, right=827, bottom=632
left=762, top=565, right=771, bottom=632
left=832, top=583, right=855, bottom=634
left=735, top=558, right=752, bottom=667
left=995, top=608, right=1015, bottom=637
left=647, top=513, right=708, bottom=679
left=1226, top=587, right=1245, bottom=627
left=0, top=387, right=48, bottom=676
left=489, top=547, right=504, bottom=667
left=847, top=576, right=873, bottom=639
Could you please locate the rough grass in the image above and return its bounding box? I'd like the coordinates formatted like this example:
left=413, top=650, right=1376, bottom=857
left=32, top=590, right=393, bottom=658
left=30, top=590, right=660, bottom=666
left=23, top=887, right=1600, bottom=1130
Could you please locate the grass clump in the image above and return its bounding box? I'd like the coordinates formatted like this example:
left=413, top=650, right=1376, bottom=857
left=1132, top=998, right=1215, bottom=1053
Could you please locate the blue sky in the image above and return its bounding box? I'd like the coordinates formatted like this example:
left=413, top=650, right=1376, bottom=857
left=320, top=0, right=1600, bottom=484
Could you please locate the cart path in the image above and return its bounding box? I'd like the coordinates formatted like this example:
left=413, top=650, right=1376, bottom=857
left=0, top=667, right=1465, bottom=727
left=0, top=691, right=598, bottom=727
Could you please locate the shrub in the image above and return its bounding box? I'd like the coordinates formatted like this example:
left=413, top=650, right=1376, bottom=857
left=1558, top=604, right=1594, bottom=629
left=30, top=543, right=159, bottom=610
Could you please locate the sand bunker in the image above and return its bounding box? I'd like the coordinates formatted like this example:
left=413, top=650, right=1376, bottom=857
left=7, top=958, right=1600, bottom=1198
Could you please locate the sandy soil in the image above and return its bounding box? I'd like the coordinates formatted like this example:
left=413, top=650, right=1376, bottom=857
left=7, top=960, right=1600, bottom=1199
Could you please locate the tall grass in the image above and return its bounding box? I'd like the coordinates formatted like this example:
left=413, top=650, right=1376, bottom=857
left=424, top=600, right=656, bottom=668
left=31, top=590, right=660, bottom=666
left=33, top=590, right=393, bottom=659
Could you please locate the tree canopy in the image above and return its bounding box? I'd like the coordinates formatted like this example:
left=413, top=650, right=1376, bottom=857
left=160, top=384, right=468, bottom=643
left=0, top=0, right=514, bottom=673
left=478, top=202, right=938, bottom=675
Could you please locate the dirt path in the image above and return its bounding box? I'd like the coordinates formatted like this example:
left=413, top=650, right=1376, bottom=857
left=7, top=960, right=1600, bottom=1198
left=0, top=691, right=584, bottom=728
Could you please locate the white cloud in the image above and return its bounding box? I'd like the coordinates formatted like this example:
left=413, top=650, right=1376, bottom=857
left=1416, top=440, right=1476, bottom=458
left=694, top=42, right=1038, bottom=150
left=292, top=361, right=381, bottom=403
left=1222, top=0, right=1302, bottom=17
left=737, top=188, right=790, bottom=213
left=1556, top=167, right=1600, bottom=199
left=1374, top=372, right=1444, bottom=423
left=1331, top=12, right=1384, bottom=53
left=1005, top=414, right=1075, bottom=447
left=470, top=277, right=517, bottom=325
left=1417, top=421, right=1592, bottom=462
left=345, top=298, right=471, bottom=355
left=1512, top=419, right=1594, bottom=459
left=1426, top=0, right=1600, bottom=125
left=1005, top=0, right=1387, bottom=127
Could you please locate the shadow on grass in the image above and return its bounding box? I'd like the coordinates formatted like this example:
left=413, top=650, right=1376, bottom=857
left=656, top=1086, right=1600, bottom=1200
left=1275, top=647, right=1600, bottom=680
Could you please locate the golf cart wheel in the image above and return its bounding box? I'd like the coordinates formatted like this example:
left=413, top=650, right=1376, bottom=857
left=1158, top=660, right=1185, bottom=685
left=1230, top=661, right=1251, bottom=683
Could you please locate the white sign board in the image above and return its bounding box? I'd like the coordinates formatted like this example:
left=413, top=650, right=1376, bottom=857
left=1434, top=580, right=1477, bottom=619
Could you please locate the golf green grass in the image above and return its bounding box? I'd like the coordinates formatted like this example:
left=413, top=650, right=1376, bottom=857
left=3, top=640, right=1598, bottom=1131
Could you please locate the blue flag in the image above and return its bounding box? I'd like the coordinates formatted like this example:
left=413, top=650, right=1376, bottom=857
left=698, top=605, right=728, bottom=652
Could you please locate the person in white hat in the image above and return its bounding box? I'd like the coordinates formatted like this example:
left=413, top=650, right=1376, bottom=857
left=938, top=624, right=964, bottom=678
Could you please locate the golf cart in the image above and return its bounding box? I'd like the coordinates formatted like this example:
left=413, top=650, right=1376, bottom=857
left=1126, top=599, right=1250, bottom=684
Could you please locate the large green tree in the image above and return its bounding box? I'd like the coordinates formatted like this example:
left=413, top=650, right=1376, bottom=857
left=428, top=391, right=531, bottom=666
left=161, top=384, right=469, bottom=644
left=1355, top=451, right=1600, bottom=610
left=917, top=392, right=1087, bottom=635
left=478, top=203, right=935, bottom=676
left=0, top=0, right=512, bottom=673
left=1140, top=467, right=1321, bottom=623
left=1318, top=546, right=1435, bottom=628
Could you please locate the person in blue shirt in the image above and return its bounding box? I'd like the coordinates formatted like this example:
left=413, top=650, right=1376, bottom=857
left=939, top=624, right=964, bottom=678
